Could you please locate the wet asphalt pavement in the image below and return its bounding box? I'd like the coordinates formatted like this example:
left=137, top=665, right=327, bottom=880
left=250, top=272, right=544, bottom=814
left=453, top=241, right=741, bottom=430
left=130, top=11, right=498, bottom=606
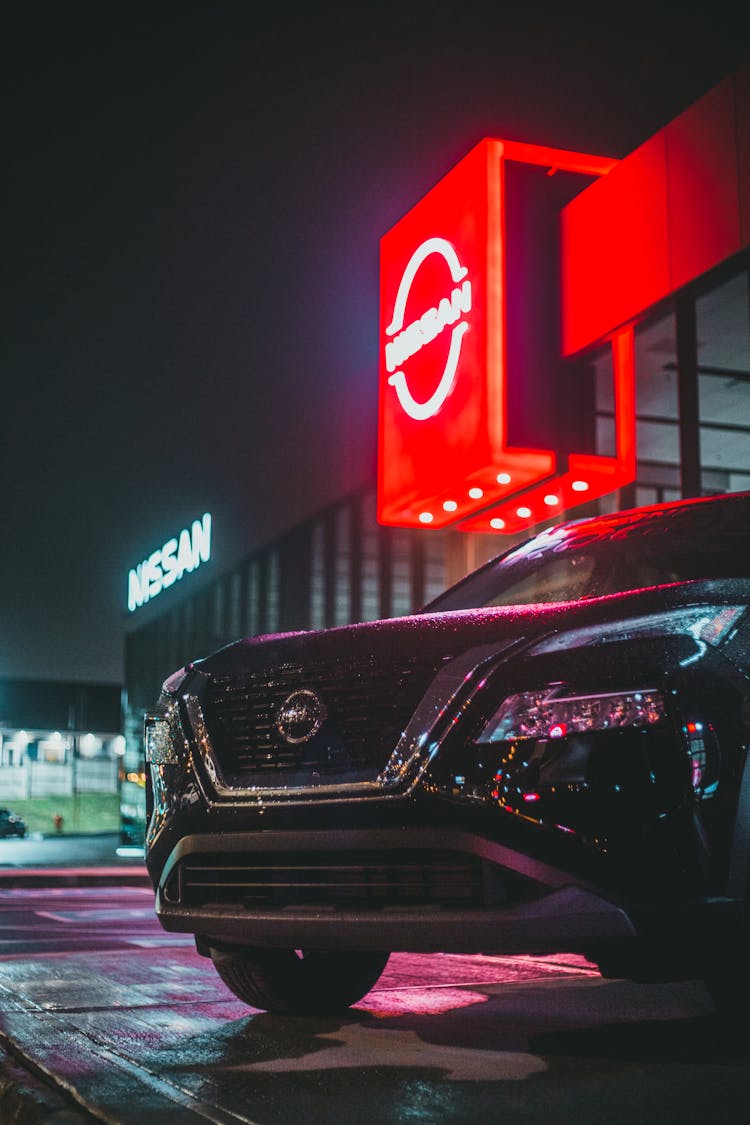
left=0, top=837, right=748, bottom=1123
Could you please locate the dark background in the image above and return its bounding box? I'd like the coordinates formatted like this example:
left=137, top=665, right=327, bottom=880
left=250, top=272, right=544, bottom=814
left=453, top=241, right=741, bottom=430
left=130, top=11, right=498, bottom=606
left=3, top=1, right=747, bottom=684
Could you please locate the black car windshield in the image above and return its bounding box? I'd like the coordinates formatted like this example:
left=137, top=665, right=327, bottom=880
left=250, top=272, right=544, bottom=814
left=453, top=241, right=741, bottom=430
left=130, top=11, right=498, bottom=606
left=423, top=496, right=750, bottom=613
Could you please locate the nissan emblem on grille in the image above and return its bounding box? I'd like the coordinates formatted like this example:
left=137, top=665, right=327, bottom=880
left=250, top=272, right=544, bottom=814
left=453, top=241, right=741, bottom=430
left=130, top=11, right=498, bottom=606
left=274, top=689, right=327, bottom=744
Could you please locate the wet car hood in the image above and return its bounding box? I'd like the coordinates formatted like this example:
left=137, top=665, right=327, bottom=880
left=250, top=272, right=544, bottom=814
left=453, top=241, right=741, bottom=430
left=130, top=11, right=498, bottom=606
left=192, top=577, right=747, bottom=681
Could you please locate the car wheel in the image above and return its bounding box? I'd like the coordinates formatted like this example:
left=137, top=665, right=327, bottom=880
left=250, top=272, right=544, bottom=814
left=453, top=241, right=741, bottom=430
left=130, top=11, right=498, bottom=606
left=209, top=946, right=390, bottom=1014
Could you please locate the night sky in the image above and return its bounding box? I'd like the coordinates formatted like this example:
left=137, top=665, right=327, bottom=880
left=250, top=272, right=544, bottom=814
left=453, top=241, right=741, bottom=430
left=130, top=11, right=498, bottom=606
left=3, top=2, right=747, bottom=685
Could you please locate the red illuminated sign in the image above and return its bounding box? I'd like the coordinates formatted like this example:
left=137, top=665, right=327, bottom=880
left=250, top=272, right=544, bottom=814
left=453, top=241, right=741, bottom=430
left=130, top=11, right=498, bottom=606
left=378, top=67, right=749, bottom=534
left=378, top=138, right=620, bottom=531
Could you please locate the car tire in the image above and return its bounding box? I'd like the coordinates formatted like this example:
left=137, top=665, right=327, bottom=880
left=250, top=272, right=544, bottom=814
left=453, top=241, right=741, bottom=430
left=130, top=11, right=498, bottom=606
left=209, top=947, right=390, bottom=1014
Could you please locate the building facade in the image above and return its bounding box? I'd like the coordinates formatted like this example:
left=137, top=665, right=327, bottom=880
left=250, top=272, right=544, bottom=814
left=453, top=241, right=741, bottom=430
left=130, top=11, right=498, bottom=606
left=0, top=680, right=124, bottom=803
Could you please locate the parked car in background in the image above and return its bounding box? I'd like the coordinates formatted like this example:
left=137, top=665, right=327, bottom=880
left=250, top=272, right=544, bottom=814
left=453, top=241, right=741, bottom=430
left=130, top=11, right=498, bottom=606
left=144, top=490, right=750, bottom=1019
left=0, top=808, right=27, bottom=838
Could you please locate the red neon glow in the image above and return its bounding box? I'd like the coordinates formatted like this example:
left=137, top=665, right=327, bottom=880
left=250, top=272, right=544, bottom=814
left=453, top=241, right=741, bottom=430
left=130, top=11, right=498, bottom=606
left=377, top=139, right=617, bottom=530
left=499, top=140, right=617, bottom=178
left=459, top=325, right=636, bottom=533
left=522, top=792, right=541, bottom=802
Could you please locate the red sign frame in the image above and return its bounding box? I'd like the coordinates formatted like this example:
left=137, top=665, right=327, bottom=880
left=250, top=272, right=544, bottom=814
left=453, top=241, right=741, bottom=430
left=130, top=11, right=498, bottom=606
left=377, top=138, right=622, bottom=531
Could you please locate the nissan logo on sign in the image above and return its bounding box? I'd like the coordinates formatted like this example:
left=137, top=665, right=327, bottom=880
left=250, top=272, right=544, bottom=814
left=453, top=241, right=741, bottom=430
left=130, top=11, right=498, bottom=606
left=384, top=238, right=472, bottom=421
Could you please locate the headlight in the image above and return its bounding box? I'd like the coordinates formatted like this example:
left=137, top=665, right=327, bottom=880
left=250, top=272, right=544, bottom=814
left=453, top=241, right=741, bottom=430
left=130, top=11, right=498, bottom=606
left=144, top=714, right=180, bottom=764
left=528, top=606, right=745, bottom=657
left=478, top=687, right=667, bottom=744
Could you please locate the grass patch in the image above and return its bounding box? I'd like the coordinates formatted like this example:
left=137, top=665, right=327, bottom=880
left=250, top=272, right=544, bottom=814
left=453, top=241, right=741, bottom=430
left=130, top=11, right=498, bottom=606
left=5, top=794, right=120, bottom=836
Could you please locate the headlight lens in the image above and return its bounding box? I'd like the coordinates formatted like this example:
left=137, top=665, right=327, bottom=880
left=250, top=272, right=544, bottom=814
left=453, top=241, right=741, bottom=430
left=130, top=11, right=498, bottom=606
left=144, top=715, right=180, bottom=764
left=528, top=606, right=745, bottom=656
left=478, top=687, right=667, bottom=744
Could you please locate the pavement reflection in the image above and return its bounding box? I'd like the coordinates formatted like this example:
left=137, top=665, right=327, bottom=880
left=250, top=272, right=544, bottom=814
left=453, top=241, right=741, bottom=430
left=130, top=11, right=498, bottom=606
left=0, top=860, right=745, bottom=1124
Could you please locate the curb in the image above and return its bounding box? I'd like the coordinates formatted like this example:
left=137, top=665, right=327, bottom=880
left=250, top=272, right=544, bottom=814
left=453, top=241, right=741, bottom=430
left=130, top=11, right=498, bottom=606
left=0, top=867, right=150, bottom=888
left=0, top=1045, right=92, bottom=1124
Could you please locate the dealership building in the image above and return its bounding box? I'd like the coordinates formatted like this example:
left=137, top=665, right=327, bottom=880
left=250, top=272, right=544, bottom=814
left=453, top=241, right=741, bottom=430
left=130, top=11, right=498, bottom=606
left=121, top=65, right=750, bottom=830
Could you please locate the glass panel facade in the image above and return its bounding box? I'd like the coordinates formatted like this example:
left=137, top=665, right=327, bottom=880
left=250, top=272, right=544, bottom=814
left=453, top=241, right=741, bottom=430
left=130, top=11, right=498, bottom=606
left=309, top=521, right=326, bottom=630
left=246, top=562, right=260, bottom=637
left=697, top=268, right=750, bottom=494
left=266, top=552, right=280, bottom=633
left=228, top=572, right=242, bottom=638
left=212, top=581, right=224, bottom=639
left=595, top=310, right=683, bottom=507
left=594, top=261, right=750, bottom=506
left=390, top=530, right=412, bottom=617
left=334, top=507, right=351, bottom=626
left=360, top=492, right=381, bottom=622
left=632, top=309, right=681, bottom=504
left=423, top=533, right=446, bottom=606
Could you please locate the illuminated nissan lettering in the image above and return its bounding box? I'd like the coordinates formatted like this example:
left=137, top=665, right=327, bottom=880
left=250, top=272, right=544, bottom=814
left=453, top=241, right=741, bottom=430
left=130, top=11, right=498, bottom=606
left=385, top=237, right=472, bottom=421
left=127, top=513, right=212, bottom=612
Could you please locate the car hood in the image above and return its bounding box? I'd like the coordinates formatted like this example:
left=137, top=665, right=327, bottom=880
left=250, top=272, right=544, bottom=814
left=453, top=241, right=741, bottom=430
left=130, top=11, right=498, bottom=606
left=192, top=577, right=748, bottom=681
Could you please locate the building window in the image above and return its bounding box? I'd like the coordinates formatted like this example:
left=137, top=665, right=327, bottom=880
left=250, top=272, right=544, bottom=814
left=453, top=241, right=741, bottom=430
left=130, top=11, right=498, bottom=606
left=212, top=581, right=225, bottom=639
left=390, top=530, right=412, bottom=617
left=246, top=562, right=260, bottom=636
left=594, top=260, right=750, bottom=509
left=360, top=492, right=381, bottom=621
left=633, top=308, right=682, bottom=504
left=594, top=307, right=682, bottom=508
left=334, top=507, right=351, bottom=626
left=696, top=266, right=750, bottom=495
left=266, top=552, right=280, bottom=633
left=310, top=521, right=326, bottom=630
left=423, top=532, right=446, bottom=604
left=182, top=600, right=194, bottom=653
left=228, top=572, right=242, bottom=638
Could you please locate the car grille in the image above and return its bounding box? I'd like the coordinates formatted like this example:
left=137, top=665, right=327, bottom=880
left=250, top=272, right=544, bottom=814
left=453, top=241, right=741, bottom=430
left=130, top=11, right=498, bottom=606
left=201, top=654, right=452, bottom=785
left=163, top=851, right=488, bottom=909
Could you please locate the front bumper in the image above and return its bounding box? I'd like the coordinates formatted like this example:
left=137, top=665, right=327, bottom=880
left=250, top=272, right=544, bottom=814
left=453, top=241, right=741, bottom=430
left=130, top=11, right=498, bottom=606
left=152, top=825, right=743, bottom=969
left=154, top=826, right=638, bottom=953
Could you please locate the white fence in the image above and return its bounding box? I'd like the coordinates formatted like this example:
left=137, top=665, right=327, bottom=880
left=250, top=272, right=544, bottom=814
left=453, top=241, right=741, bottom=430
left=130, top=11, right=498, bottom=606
left=0, top=759, right=118, bottom=801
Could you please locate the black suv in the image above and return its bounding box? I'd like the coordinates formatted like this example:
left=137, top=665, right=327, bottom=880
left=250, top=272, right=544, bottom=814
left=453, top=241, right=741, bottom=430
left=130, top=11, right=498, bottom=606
left=144, top=491, right=750, bottom=1018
